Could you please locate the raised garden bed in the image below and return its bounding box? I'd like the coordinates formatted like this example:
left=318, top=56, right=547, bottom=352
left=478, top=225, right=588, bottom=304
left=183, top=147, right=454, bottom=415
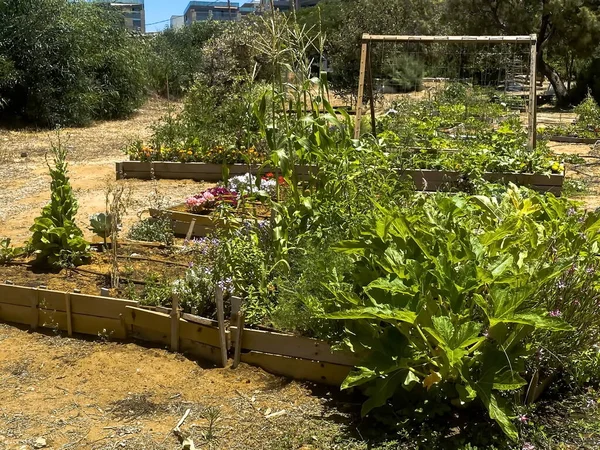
left=116, top=161, right=318, bottom=182
left=0, top=283, right=356, bottom=385
left=150, top=202, right=271, bottom=238
left=546, top=135, right=599, bottom=144
left=402, top=169, right=565, bottom=195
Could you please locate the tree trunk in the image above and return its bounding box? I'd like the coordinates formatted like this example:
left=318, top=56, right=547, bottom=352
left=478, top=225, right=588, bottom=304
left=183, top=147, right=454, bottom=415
left=538, top=54, right=570, bottom=106
left=537, top=11, right=570, bottom=106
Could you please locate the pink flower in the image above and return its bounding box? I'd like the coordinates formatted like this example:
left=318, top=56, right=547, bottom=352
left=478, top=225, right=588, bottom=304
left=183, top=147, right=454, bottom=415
left=203, top=192, right=215, bottom=201
left=522, top=443, right=535, bottom=450
left=549, top=310, right=562, bottom=317
left=518, top=414, right=528, bottom=424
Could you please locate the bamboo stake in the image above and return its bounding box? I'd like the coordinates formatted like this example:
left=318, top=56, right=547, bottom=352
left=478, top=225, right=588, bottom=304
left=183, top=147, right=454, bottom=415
left=215, top=286, right=228, bottom=368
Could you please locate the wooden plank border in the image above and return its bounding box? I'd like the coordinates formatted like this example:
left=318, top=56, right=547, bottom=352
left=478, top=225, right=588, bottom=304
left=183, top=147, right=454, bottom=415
left=547, top=136, right=599, bottom=144
left=400, top=169, right=564, bottom=194
left=0, top=284, right=357, bottom=386
left=116, top=162, right=318, bottom=182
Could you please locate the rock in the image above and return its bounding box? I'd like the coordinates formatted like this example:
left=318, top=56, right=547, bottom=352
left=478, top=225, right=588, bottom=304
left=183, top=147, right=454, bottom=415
left=20, top=152, right=28, bottom=158
left=34, top=437, right=47, bottom=448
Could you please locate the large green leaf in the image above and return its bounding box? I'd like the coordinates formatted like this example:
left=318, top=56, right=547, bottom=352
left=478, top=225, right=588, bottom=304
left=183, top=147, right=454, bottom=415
left=325, top=307, right=417, bottom=324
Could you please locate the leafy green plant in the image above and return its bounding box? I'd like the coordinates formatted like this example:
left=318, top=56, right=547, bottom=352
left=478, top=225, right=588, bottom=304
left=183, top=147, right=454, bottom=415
left=127, top=216, right=174, bottom=247
left=326, top=188, right=599, bottom=441
left=29, top=135, right=90, bottom=268
left=0, top=238, right=23, bottom=265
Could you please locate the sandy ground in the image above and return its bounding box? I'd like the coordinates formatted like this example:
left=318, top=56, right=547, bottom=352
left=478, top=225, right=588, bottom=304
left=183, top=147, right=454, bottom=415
left=0, top=99, right=202, bottom=245
left=0, top=323, right=363, bottom=450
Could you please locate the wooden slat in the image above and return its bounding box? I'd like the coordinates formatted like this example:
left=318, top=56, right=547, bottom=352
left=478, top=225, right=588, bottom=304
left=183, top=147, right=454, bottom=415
left=241, top=351, right=352, bottom=386
left=179, top=339, right=222, bottom=365
left=528, top=36, right=538, bottom=151
left=230, top=327, right=357, bottom=366
left=126, top=306, right=224, bottom=347
left=179, top=320, right=223, bottom=347
left=65, top=292, right=73, bottom=337
left=129, top=325, right=169, bottom=346
left=362, top=34, right=535, bottom=43
left=124, top=306, right=170, bottom=334
left=0, top=284, right=38, bottom=308
left=70, top=294, right=138, bottom=319
left=0, top=302, right=31, bottom=325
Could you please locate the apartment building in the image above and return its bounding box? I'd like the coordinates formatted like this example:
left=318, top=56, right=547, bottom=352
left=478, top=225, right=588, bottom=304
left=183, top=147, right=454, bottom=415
left=184, top=1, right=240, bottom=25
left=94, top=0, right=146, bottom=33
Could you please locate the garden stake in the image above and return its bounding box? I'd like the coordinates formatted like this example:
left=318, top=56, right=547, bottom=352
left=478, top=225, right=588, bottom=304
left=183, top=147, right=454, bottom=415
left=170, top=294, right=180, bottom=352
left=65, top=292, right=73, bottom=337
left=215, top=286, right=228, bottom=367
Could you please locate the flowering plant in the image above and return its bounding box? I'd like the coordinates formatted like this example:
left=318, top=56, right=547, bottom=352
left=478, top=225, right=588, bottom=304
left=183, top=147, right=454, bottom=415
left=185, top=187, right=238, bottom=213
left=228, top=173, right=277, bottom=197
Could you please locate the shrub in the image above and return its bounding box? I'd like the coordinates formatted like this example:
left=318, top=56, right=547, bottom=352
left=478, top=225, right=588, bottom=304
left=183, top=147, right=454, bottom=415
left=0, top=238, right=24, bottom=265
left=147, top=20, right=224, bottom=98
left=127, top=216, right=174, bottom=247
left=326, top=187, right=599, bottom=440
left=29, top=136, right=90, bottom=268
left=0, top=0, right=147, bottom=127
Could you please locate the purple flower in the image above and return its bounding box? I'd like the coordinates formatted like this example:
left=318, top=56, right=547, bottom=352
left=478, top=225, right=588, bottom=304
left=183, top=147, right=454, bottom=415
left=557, top=280, right=566, bottom=290
left=518, top=414, right=528, bottom=424
left=586, top=267, right=596, bottom=275
left=217, top=277, right=233, bottom=293
left=549, top=310, right=562, bottom=318
left=567, top=207, right=576, bottom=216
left=188, top=262, right=194, bottom=268
left=522, top=443, right=535, bottom=450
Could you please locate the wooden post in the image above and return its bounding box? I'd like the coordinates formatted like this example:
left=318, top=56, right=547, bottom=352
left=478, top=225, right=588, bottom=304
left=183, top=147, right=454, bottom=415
left=354, top=41, right=369, bottom=139
left=170, top=294, right=180, bottom=352
left=65, top=292, right=73, bottom=337
left=30, top=288, right=39, bottom=330
left=232, top=311, right=245, bottom=369
left=185, top=218, right=196, bottom=241
left=366, top=42, right=377, bottom=136
left=215, top=286, right=228, bottom=368
left=528, top=34, right=538, bottom=151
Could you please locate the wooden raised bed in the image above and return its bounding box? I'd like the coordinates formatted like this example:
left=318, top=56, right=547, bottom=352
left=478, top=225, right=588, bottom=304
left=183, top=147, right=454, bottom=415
left=116, top=161, right=317, bottom=182
left=0, top=284, right=356, bottom=386
left=150, top=202, right=270, bottom=238
left=402, top=169, right=564, bottom=195
left=547, top=136, right=599, bottom=144
left=230, top=326, right=356, bottom=386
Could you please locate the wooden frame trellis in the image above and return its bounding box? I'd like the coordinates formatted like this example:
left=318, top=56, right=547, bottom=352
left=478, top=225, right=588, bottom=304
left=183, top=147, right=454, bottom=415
left=354, top=34, right=539, bottom=151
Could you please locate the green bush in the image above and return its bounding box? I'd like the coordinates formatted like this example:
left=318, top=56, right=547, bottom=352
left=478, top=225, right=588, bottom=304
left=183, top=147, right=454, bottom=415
left=147, top=20, right=224, bottom=98
left=326, top=187, right=600, bottom=440
left=127, top=216, right=174, bottom=247
left=0, top=0, right=147, bottom=127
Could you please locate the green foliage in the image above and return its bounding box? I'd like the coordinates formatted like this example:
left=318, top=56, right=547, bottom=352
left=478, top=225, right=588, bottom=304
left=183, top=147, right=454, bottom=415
left=0, top=0, right=147, bottom=126
left=89, top=213, right=113, bottom=240
left=0, top=238, right=24, bottom=265
left=147, top=20, right=224, bottom=98
left=127, top=216, right=174, bottom=247
left=29, top=136, right=90, bottom=268
left=326, top=187, right=599, bottom=440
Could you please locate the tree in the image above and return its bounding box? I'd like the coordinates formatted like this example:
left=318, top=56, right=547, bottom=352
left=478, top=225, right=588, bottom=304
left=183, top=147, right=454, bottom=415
left=0, top=0, right=147, bottom=126
left=443, top=0, right=600, bottom=106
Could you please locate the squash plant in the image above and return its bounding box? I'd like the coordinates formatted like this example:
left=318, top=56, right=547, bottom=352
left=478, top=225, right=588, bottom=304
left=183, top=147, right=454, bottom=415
left=327, top=188, right=599, bottom=440
left=30, top=136, right=90, bottom=268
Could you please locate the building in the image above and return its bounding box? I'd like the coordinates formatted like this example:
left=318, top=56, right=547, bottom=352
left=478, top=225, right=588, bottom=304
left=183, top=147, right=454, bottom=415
left=94, top=0, right=146, bottom=33
left=170, top=15, right=185, bottom=29
left=184, top=1, right=240, bottom=25
left=238, top=0, right=322, bottom=17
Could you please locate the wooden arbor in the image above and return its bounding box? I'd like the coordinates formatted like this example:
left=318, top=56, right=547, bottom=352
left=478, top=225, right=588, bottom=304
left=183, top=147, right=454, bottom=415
left=354, top=34, right=539, bottom=151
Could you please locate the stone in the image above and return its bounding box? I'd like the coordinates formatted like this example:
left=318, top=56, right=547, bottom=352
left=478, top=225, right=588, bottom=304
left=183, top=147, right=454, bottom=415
left=20, top=152, right=28, bottom=158
left=34, top=437, right=47, bottom=448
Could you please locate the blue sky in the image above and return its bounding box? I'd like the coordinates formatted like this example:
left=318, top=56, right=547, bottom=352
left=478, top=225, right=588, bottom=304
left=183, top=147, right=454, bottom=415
left=145, top=0, right=237, bottom=32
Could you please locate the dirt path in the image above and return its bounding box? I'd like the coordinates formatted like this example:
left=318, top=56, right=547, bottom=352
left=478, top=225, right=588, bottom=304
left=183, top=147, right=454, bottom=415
left=0, top=99, right=202, bottom=245
left=0, top=323, right=364, bottom=450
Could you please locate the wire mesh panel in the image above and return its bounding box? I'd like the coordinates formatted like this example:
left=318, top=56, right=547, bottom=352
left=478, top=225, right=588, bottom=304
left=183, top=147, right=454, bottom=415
left=355, top=35, right=538, bottom=150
